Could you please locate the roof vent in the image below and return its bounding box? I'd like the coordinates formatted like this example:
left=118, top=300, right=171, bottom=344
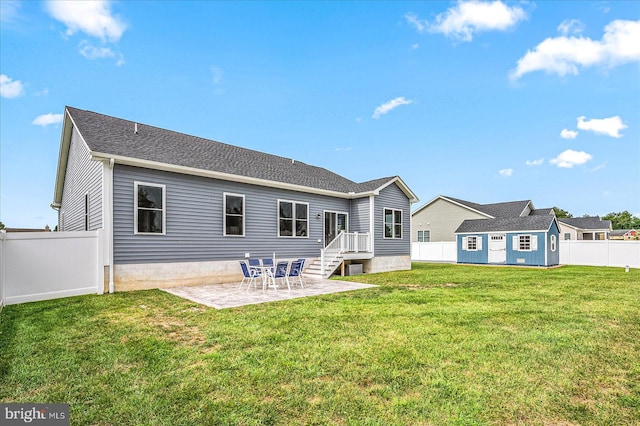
left=291, top=159, right=295, bottom=164
left=134, top=123, right=138, bottom=134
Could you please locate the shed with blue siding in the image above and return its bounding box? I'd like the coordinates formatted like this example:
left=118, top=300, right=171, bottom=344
left=455, top=216, right=560, bottom=267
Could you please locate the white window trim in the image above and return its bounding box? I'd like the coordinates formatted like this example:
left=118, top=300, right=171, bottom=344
left=278, top=199, right=309, bottom=238
left=134, top=181, right=166, bottom=235
left=513, top=234, right=537, bottom=252
left=462, top=235, right=482, bottom=251
left=550, top=234, right=557, bottom=252
left=223, top=192, right=245, bottom=237
left=383, top=207, right=403, bottom=239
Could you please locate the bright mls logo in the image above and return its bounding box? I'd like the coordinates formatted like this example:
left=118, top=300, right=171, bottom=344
left=1, top=404, right=69, bottom=425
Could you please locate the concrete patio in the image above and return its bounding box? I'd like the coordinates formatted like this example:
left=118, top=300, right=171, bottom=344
left=162, top=278, right=376, bottom=309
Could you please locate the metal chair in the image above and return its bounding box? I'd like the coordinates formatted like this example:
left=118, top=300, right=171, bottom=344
left=287, top=260, right=305, bottom=289
left=238, top=261, right=258, bottom=290
left=262, top=258, right=274, bottom=274
left=271, top=261, right=291, bottom=290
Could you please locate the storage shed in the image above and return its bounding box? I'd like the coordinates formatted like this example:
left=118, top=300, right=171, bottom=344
left=455, top=216, right=560, bottom=267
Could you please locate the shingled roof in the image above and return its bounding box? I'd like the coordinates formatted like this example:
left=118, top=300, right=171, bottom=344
left=455, top=215, right=557, bottom=233
left=59, top=107, right=417, bottom=201
left=425, top=195, right=534, bottom=218
left=558, top=217, right=611, bottom=230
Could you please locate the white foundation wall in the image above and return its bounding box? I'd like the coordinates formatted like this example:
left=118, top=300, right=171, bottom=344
left=362, top=255, right=411, bottom=274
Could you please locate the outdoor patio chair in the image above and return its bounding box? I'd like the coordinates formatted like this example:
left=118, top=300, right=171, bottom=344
left=239, top=261, right=258, bottom=290
left=287, top=260, right=305, bottom=289
left=262, top=258, right=274, bottom=274
left=247, top=258, right=262, bottom=276
left=271, top=260, right=291, bottom=290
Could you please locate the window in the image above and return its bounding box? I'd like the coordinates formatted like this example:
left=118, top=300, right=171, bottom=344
left=84, top=193, right=89, bottom=231
left=467, top=236, right=477, bottom=250
left=564, top=233, right=571, bottom=240
left=278, top=200, right=308, bottom=237
left=462, top=235, right=482, bottom=251
left=417, top=230, right=430, bottom=242
left=513, top=234, right=537, bottom=251
left=384, top=208, right=402, bottom=239
left=135, top=182, right=165, bottom=234
left=224, top=193, right=244, bottom=236
left=550, top=235, right=557, bottom=252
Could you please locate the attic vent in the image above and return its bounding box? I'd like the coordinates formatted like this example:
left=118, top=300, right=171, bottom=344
left=134, top=123, right=138, bottom=134
left=291, top=159, right=295, bottom=164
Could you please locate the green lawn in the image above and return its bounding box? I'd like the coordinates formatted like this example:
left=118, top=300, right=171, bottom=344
left=1, top=263, right=638, bottom=425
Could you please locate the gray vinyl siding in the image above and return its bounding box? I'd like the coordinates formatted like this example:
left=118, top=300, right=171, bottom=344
left=373, top=183, right=411, bottom=256
left=59, top=126, right=103, bottom=231
left=113, top=165, right=352, bottom=264
left=350, top=197, right=371, bottom=234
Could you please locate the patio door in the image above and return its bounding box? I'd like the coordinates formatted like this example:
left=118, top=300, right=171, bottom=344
left=488, top=234, right=506, bottom=263
left=324, top=212, right=348, bottom=247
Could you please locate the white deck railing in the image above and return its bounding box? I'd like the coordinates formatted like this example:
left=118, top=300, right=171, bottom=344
left=320, top=232, right=371, bottom=277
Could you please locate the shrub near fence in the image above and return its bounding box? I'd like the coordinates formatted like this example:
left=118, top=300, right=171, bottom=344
left=0, top=230, right=103, bottom=306
left=412, top=240, right=640, bottom=268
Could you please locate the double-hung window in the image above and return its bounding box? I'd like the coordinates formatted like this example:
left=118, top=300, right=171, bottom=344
left=278, top=200, right=308, bottom=237
left=417, top=230, right=430, bottom=242
left=384, top=208, right=402, bottom=239
left=513, top=234, right=537, bottom=251
left=135, top=182, right=165, bottom=234
left=224, top=193, right=244, bottom=236
left=519, top=235, right=531, bottom=251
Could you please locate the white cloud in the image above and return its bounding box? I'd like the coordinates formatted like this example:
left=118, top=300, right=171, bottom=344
left=590, top=163, right=607, bottom=172
left=372, top=97, right=414, bottom=119
left=45, top=0, right=127, bottom=42
left=406, top=1, right=527, bottom=42
left=577, top=115, right=627, bottom=138
left=411, top=43, right=420, bottom=50
left=499, top=168, right=513, bottom=177
left=79, top=41, right=115, bottom=59
left=557, top=19, right=585, bottom=36
left=550, top=149, right=592, bottom=168
left=560, top=129, right=578, bottom=139
left=526, top=158, right=544, bottom=166
left=511, top=19, right=640, bottom=80
left=32, top=113, right=64, bottom=127
left=0, top=74, right=25, bottom=98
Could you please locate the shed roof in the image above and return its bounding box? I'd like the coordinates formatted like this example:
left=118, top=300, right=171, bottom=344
left=455, top=215, right=557, bottom=234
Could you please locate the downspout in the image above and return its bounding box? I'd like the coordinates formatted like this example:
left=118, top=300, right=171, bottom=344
left=107, top=158, right=115, bottom=293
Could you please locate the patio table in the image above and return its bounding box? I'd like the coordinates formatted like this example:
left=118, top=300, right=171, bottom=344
left=252, top=265, right=279, bottom=292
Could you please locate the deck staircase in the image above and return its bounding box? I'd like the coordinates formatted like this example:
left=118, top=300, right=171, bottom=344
left=303, top=255, right=344, bottom=279
left=303, top=231, right=372, bottom=279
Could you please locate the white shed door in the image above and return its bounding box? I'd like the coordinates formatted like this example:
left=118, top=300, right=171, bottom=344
left=488, top=234, right=506, bottom=263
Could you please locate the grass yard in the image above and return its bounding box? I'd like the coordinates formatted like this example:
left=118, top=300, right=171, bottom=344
left=1, top=263, right=639, bottom=425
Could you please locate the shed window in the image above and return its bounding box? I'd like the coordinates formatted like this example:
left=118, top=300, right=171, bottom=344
left=417, top=230, right=430, bottom=242
left=550, top=235, right=557, bottom=252
left=224, top=193, right=244, bottom=236
left=462, top=235, right=482, bottom=251
left=278, top=200, right=308, bottom=237
left=384, top=208, right=402, bottom=239
left=135, top=182, right=165, bottom=234
left=513, top=234, right=538, bottom=251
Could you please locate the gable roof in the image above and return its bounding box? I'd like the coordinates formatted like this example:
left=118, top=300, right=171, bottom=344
left=455, top=215, right=557, bottom=234
left=413, top=195, right=535, bottom=219
left=53, top=107, right=418, bottom=205
left=558, top=217, right=612, bottom=230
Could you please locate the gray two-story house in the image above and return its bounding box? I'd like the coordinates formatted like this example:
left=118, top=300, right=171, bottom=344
left=52, top=107, right=418, bottom=292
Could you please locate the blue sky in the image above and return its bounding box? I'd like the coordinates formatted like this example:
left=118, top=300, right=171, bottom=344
left=1, top=1, right=639, bottom=228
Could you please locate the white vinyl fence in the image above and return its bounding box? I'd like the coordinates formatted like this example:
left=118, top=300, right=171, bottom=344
left=559, top=240, right=640, bottom=268
left=412, top=240, right=640, bottom=268
left=0, top=230, right=103, bottom=307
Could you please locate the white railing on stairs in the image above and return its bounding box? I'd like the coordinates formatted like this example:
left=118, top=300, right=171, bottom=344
left=320, top=231, right=371, bottom=278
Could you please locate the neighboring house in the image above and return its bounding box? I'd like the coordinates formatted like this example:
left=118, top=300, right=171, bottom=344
left=455, top=215, right=560, bottom=267
left=557, top=217, right=612, bottom=240
left=411, top=195, right=554, bottom=242
left=610, top=229, right=638, bottom=240
left=52, top=107, right=418, bottom=291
